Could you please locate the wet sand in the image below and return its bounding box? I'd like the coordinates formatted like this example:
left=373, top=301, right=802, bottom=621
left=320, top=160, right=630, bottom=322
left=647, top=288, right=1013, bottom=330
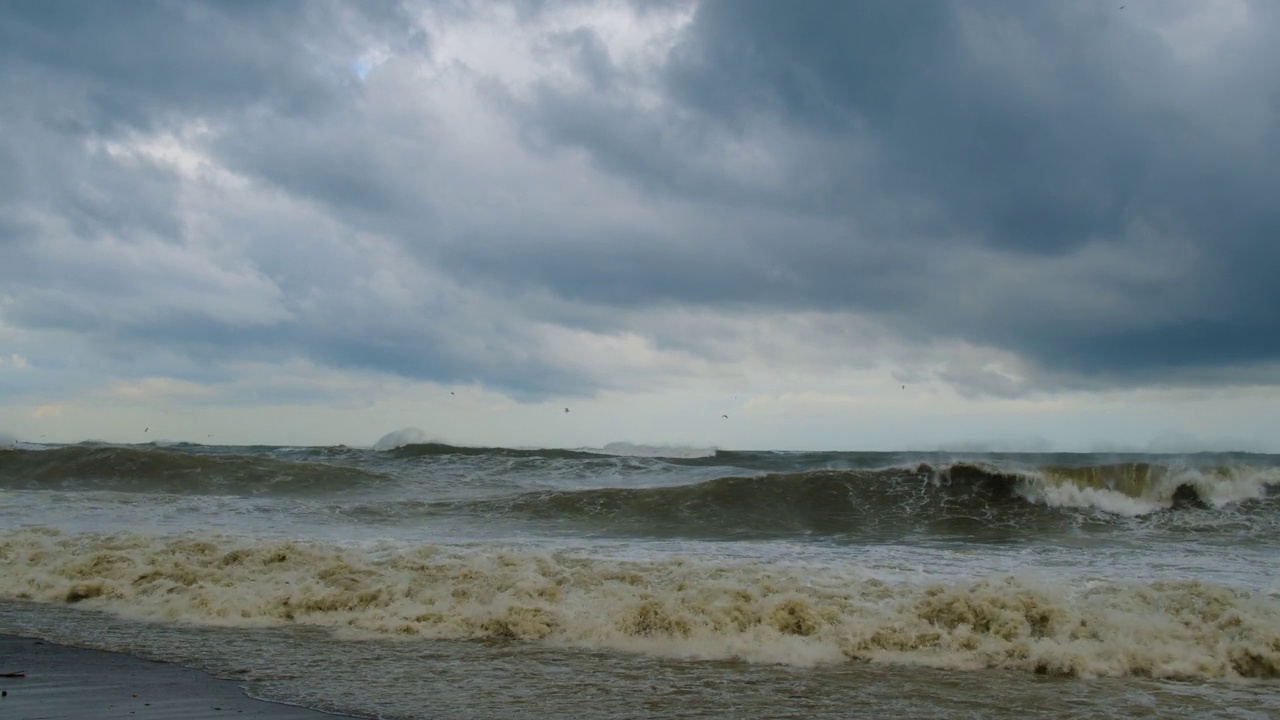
left=0, top=634, right=356, bottom=719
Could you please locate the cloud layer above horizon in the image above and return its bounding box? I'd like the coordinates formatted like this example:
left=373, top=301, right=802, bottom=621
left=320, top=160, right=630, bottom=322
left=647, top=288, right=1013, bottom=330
left=2, top=0, right=1278, bottom=449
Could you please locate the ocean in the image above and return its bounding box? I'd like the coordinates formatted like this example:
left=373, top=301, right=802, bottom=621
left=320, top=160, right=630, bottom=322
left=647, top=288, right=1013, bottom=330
left=1, top=440, right=1278, bottom=718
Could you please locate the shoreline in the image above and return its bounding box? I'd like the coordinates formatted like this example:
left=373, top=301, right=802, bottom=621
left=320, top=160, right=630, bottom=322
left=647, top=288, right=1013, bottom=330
left=0, top=633, right=360, bottom=720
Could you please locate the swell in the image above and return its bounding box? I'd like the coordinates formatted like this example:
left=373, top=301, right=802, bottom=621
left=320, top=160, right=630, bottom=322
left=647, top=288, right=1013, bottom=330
left=457, top=466, right=1024, bottom=541
left=387, top=443, right=603, bottom=460
left=402, top=462, right=1280, bottom=541
left=6, top=445, right=1278, bottom=532
left=3, top=528, right=1278, bottom=679
left=0, top=445, right=393, bottom=496
left=386, top=444, right=889, bottom=470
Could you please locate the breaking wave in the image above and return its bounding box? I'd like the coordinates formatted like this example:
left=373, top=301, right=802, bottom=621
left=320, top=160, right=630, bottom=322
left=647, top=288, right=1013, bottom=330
left=3, top=445, right=1277, bottom=535
left=424, top=462, right=1280, bottom=541
left=2, top=528, right=1277, bottom=679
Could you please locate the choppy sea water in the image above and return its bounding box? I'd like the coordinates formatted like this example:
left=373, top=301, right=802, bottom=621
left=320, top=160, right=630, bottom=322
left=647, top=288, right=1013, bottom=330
left=1, top=441, right=1279, bottom=718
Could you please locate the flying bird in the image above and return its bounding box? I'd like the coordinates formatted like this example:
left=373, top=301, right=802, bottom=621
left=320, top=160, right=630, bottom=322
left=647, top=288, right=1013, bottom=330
left=564, top=408, right=569, bottom=413
left=722, top=414, right=729, bottom=419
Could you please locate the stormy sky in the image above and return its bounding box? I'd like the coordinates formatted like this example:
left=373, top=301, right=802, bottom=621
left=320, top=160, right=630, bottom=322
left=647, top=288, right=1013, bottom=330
left=2, top=0, right=1278, bottom=451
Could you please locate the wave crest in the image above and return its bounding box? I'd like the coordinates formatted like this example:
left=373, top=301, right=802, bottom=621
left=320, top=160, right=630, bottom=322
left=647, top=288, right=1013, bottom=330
left=1020, top=463, right=1280, bottom=515
left=436, top=462, right=1280, bottom=542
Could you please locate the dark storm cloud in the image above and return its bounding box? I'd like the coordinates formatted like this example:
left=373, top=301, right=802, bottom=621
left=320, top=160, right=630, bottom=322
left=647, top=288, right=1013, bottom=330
left=3, top=0, right=1279, bottom=402
left=0, top=0, right=356, bottom=131
left=0, top=0, right=420, bottom=208
left=486, top=0, right=1280, bottom=383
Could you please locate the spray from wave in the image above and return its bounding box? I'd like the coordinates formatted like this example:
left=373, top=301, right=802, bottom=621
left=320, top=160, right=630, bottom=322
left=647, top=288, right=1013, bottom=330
left=372, top=428, right=437, bottom=451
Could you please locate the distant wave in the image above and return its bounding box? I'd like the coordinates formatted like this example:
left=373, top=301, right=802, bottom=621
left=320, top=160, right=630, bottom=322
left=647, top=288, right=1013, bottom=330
left=0, top=445, right=393, bottom=496
left=385, top=441, right=718, bottom=461
left=3, top=527, right=1277, bottom=679
left=372, top=427, right=435, bottom=451
left=385, top=442, right=603, bottom=460
left=379, top=443, right=910, bottom=469
left=584, top=442, right=718, bottom=459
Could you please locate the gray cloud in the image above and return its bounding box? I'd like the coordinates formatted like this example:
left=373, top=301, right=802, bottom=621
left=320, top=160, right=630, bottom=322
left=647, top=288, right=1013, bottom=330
left=1, top=0, right=1278, bottom=405
left=485, top=0, right=1280, bottom=383
left=0, top=1, right=360, bottom=134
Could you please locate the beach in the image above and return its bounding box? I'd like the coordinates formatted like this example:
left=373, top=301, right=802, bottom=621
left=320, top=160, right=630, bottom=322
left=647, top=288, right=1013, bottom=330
left=1, top=442, right=1279, bottom=718
left=0, top=633, right=351, bottom=720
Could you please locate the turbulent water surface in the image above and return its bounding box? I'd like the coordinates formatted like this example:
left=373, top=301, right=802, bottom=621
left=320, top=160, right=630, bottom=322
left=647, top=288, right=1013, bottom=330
left=1, top=441, right=1279, bottom=718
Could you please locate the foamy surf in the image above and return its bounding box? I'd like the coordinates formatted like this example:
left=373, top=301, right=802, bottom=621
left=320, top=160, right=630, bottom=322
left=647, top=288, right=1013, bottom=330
left=2, top=528, right=1277, bottom=680
left=1010, top=464, right=1280, bottom=516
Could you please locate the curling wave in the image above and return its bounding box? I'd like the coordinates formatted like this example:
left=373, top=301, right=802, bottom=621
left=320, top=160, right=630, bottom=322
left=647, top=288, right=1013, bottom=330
left=405, top=462, right=1280, bottom=541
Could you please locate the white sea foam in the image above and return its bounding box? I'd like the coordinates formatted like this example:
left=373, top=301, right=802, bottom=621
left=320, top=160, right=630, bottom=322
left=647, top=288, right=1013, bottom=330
left=1191, top=467, right=1280, bottom=507
left=1017, top=482, right=1167, bottom=516
left=1015, top=465, right=1280, bottom=516
left=1, top=528, right=1277, bottom=679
